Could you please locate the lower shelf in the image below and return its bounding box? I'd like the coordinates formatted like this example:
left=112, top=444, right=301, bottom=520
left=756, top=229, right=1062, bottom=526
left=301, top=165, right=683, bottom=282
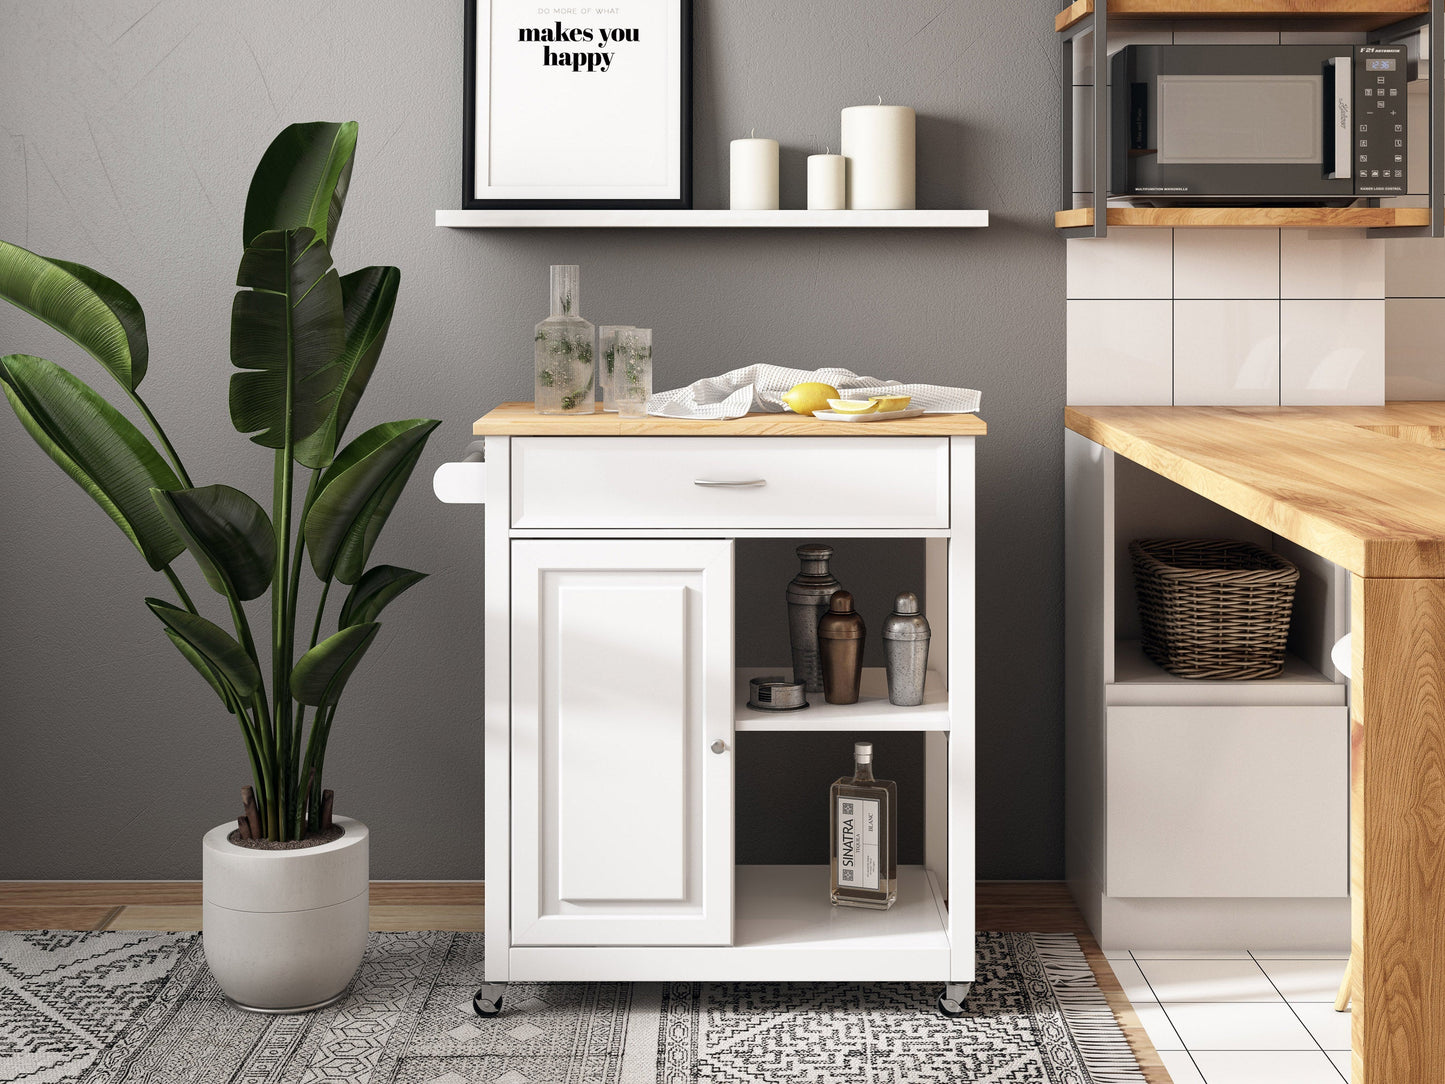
left=735, top=668, right=949, bottom=731
left=506, top=865, right=956, bottom=982
left=1055, top=206, right=1432, bottom=229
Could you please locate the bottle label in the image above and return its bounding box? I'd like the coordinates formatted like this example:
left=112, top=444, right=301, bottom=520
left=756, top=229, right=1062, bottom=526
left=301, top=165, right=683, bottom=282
left=836, top=796, right=880, bottom=891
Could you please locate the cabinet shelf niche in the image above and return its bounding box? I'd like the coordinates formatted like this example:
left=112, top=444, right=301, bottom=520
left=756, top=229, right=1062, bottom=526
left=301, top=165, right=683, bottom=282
left=734, top=667, right=949, bottom=732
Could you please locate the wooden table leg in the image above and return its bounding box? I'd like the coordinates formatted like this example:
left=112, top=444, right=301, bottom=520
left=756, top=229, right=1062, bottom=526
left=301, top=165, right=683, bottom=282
left=1352, top=575, right=1445, bottom=1084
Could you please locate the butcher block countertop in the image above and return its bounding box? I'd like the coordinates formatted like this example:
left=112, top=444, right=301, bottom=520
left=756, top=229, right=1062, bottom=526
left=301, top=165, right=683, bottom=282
left=473, top=402, right=988, bottom=437
left=1065, top=403, right=1445, bottom=579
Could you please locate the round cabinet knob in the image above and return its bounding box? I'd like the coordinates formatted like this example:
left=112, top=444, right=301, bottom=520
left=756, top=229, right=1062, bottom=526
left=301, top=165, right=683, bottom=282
left=710, top=739, right=728, bottom=754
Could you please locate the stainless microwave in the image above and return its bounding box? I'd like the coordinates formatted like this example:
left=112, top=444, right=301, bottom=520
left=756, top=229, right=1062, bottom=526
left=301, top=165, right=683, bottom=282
left=1110, top=44, right=1408, bottom=200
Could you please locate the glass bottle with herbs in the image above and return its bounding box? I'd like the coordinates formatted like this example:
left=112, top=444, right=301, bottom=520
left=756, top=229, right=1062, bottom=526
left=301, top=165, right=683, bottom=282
left=534, top=264, right=596, bottom=414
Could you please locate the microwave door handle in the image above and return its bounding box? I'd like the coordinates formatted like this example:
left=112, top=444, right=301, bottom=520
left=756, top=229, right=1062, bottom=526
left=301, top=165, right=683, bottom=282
left=1328, top=56, right=1352, bottom=180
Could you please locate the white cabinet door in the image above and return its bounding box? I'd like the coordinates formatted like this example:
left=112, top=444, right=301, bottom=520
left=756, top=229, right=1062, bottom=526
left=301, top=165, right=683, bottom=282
left=511, top=539, right=734, bottom=946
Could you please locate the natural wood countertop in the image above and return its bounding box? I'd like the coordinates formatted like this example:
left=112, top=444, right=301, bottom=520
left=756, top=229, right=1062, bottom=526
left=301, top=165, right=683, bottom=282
left=473, top=402, right=988, bottom=437
left=1066, top=403, right=1445, bottom=579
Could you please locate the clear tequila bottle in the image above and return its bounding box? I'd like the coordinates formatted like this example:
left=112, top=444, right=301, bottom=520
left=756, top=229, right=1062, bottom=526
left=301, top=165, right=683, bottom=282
left=534, top=264, right=596, bottom=414
left=829, top=742, right=898, bottom=909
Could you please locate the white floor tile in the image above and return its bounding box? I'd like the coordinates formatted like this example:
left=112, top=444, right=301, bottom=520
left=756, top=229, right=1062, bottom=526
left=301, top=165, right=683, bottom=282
left=1256, top=958, right=1348, bottom=1003
left=1190, top=1050, right=1349, bottom=1084
left=1164, top=1002, right=1316, bottom=1050
left=1173, top=229, right=1279, bottom=300
left=1105, top=956, right=1158, bottom=1004
left=1159, top=1050, right=1207, bottom=1084
left=1134, top=999, right=1187, bottom=1051
left=1130, top=949, right=1254, bottom=960
left=1249, top=949, right=1349, bottom=960
left=1291, top=1001, right=1353, bottom=1051
left=1327, top=1050, right=1352, bottom=1079
left=1139, top=959, right=1281, bottom=1004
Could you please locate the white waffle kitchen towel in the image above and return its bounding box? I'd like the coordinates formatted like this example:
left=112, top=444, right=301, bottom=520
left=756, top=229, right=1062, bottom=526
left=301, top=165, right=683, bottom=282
left=647, top=365, right=981, bottom=419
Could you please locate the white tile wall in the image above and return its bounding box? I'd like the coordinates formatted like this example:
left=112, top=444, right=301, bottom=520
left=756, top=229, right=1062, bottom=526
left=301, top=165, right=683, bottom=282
left=1067, top=299, right=1173, bottom=404
left=1281, top=300, right=1386, bottom=405
left=1173, top=299, right=1280, bottom=406
left=1174, top=230, right=1279, bottom=299
left=1385, top=298, right=1445, bottom=399
left=1067, top=228, right=1172, bottom=299
left=1281, top=231, right=1384, bottom=300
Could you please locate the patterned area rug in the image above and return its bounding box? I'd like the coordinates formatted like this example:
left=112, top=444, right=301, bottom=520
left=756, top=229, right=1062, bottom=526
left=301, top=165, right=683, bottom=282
left=0, top=930, right=1147, bottom=1083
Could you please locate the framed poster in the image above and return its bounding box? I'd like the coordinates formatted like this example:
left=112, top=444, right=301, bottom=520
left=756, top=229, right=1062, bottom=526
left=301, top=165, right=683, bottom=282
left=463, top=0, right=692, bottom=209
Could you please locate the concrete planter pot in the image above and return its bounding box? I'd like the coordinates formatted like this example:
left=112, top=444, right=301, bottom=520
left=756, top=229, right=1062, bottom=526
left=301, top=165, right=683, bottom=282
left=202, top=815, right=369, bottom=1012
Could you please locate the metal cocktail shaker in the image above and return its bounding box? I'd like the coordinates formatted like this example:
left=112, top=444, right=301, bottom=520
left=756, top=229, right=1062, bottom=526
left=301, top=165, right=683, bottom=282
left=882, top=591, right=931, bottom=706
left=786, top=544, right=841, bottom=693
left=819, top=589, right=866, bottom=705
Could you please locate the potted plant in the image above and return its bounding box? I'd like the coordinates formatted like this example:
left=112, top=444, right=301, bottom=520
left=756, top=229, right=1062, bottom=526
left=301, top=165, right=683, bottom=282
left=0, top=121, right=439, bottom=1011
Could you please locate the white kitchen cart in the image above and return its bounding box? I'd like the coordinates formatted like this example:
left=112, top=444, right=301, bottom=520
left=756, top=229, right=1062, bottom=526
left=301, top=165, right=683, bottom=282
left=434, top=404, right=986, bottom=1017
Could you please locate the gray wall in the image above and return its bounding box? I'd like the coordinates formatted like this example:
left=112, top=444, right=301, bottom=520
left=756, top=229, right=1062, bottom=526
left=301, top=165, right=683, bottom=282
left=0, top=0, right=1065, bottom=879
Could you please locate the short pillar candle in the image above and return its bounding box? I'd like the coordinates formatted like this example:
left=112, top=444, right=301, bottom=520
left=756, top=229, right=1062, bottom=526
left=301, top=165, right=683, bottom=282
left=840, top=104, right=916, bottom=210
left=807, top=153, right=846, bottom=210
left=730, top=136, right=780, bottom=211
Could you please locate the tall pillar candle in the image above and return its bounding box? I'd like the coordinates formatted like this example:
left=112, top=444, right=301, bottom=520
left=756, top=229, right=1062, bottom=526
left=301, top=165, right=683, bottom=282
left=730, top=137, right=780, bottom=210
left=807, top=153, right=846, bottom=210
left=840, top=104, right=916, bottom=209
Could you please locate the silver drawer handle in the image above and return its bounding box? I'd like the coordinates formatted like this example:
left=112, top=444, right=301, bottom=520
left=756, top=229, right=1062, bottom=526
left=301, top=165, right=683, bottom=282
left=694, top=478, right=767, bottom=488
left=711, top=739, right=728, bottom=754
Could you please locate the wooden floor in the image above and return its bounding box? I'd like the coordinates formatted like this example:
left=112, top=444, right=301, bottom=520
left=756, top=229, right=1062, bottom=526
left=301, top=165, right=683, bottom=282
left=0, top=879, right=1169, bottom=1084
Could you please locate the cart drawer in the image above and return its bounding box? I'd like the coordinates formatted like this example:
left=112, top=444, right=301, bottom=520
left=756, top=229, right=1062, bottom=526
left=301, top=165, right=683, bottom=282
left=511, top=436, right=950, bottom=530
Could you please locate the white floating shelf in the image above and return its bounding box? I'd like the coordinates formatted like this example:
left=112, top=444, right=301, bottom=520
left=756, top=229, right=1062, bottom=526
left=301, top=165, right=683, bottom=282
left=435, top=208, right=989, bottom=229
left=735, top=666, right=949, bottom=731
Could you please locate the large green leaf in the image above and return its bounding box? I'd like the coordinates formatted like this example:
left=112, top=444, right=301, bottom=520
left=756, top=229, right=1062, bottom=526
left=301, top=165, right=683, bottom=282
left=146, top=597, right=261, bottom=701
left=152, top=485, right=276, bottom=601
left=0, top=354, right=182, bottom=569
left=304, top=418, right=440, bottom=584
left=243, top=121, right=358, bottom=248
left=294, top=265, right=401, bottom=469
left=291, top=622, right=380, bottom=707
left=229, top=228, right=346, bottom=453
left=0, top=241, right=148, bottom=390
left=339, top=565, right=427, bottom=628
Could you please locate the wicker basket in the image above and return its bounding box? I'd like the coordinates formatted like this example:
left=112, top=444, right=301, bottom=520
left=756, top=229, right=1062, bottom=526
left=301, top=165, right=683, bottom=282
left=1129, top=538, right=1300, bottom=680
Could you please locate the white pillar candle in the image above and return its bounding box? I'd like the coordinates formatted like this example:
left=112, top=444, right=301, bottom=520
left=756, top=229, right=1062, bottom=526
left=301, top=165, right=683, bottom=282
left=807, top=153, right=846, bottom=210
left=840, top=104, right=916, bottom=210
left=730, top=136, right=779, bottom=210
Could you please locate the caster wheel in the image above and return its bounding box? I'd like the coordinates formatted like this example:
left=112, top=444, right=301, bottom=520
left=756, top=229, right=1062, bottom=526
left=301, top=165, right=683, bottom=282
left=937, top=982, right=970, bottom=1017
left=474, top=993, right=503, bottom=1017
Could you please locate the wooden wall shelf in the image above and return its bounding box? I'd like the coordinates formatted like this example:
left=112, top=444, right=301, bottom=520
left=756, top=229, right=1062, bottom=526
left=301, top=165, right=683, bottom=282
left=1054, top=206, right=1433, bottom=229
left=1056, top=0, right=1427, bottom=32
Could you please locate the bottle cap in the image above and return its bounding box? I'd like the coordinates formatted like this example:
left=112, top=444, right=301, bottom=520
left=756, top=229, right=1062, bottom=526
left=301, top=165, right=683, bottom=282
left=796, top=543, right=833, bottom=560
left=893, top=591, right=919, bottom=614
left=828, top=590, right=855, bottom=613
left=855, top=741, right=873, bottom=760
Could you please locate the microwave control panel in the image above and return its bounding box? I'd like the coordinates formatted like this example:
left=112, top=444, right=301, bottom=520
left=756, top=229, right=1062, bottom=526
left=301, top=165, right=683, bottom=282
left=1355, top=46, right=1408, bottom=195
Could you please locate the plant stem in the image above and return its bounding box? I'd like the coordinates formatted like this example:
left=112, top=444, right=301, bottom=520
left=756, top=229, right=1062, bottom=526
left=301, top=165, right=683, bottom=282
left=286, top=471, right=324, bottom=833
left=133, top=393, right=194, bottom=488
left=163, top=566, right=198, bottom=615
left=273, top=230, right=300, bottom=840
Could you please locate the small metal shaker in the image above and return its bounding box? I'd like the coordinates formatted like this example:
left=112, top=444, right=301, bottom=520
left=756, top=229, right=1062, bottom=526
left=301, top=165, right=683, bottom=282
left=883, top=592, right=931, bottom=706
left=786, top=544, right=841, bottom=693
left=819, top=589, right=866, bottom=705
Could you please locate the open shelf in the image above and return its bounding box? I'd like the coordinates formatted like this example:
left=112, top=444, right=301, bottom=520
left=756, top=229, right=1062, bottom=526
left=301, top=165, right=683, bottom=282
left=735, top=667, right=949, bottom=731
left=436, top=209, right=989, bottom=229
left=1055, top=206, right=1433, bottom=229
left=1057, top=0, right=1427, bottom=32
left=1107, top=639, right=1345, bottom=706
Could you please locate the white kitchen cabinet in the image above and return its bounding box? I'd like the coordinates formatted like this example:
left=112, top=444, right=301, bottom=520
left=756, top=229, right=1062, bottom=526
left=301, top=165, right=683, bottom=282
left=435, top=405, right=985, bottom=1015
left=1065, top=430, right=1351, bottom=950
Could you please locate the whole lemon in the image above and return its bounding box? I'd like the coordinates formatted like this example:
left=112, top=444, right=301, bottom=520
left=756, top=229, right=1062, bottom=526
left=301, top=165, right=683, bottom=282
left=781, top=382, right=840, bottom=416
